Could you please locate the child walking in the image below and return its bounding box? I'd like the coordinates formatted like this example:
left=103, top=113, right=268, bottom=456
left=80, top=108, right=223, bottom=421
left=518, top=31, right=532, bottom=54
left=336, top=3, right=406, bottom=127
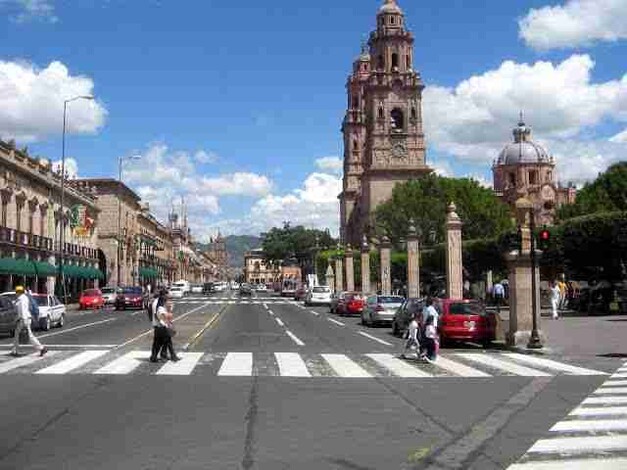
left=400, top=314, right=420, bottom=359
left=420, top=315, right=438, bottom=362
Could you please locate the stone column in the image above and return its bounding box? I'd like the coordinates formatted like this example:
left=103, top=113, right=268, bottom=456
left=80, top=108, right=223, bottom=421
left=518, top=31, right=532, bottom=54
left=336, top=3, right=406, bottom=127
left=380, top=235, right=391, bottom=295
left=335, top=253, right=344, bottom=293
left=406, top=219, right=420, bottom=299
left=361, top=235, right=371, bottom=294
left=506, top=198, right=543, bottom=347
left=326, top=263, right=335, bottom=293
left=445, top=202, right=463, bottom=299
left=344, top=244, right=355, bottom=292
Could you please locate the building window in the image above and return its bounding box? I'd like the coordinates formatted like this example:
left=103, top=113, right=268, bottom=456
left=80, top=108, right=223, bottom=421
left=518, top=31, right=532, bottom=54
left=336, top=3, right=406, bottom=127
left=353, top=140, right=358, bottom=151
left=391, top=108, right=404, bottom=130
left=40, top=209, right=46, bottom=237
left=28, top=209, right=34, bottom=234
left=391, top=53, right=399, bottom=70
left=377, top=55, right=384, bottom=70
left=352, top=95, right=359, bottom=108
left=529, top=171, right=538, bottom=185
left=390, top=16, right=395, bottom=24
left=406, top=55, right=411, bottom=69
left=411, top=107, right=417, bottom=120
left=15, top=202, right=22, bottom=232
left=378, top=106, right=384, bottom=119
left=1, top=199, right=7, bottom=227
left=508, top=173, right=516, bottom=186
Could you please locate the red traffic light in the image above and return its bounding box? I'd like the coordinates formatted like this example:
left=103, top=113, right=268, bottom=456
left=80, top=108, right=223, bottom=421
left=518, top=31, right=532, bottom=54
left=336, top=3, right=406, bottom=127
left=540, top=230, right=550, bottom=241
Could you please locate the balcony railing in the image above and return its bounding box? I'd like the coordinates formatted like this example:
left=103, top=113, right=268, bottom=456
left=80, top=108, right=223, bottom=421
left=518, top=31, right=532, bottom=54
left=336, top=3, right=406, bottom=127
left=0, top=226, right=54, bottom=251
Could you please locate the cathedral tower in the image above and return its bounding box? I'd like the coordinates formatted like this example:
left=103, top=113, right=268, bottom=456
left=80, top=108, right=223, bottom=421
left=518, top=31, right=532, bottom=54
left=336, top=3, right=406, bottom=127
left=340, top=0, right=431, bottom=244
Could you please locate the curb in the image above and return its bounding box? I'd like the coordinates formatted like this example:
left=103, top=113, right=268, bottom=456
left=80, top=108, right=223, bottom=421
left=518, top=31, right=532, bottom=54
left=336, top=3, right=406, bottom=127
left=182, top=304, right=228, bottom=351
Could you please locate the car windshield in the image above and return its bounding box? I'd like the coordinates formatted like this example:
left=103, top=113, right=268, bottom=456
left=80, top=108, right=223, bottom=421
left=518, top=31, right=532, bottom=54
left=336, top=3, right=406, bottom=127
left=33, top=296, right=50, bottom=306
left=379, top=296, right=404, bottom=304
left=123, top=288, right=142, bottom=295
left=313, top=287, right=330, bottom=293
left=449, top=301, right=485, bottom=316
left=83, top=289, right=101, bottom=296
left=101, top=288, right=115, bottom=294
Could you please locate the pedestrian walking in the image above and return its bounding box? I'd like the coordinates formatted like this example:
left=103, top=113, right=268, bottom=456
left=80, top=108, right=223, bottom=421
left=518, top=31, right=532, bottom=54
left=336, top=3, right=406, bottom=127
left=159, top=299, right=180, bottom=362
left=400, top=313, right=420, bottom=360
left=550, top=281, right=561, bottom=319
left=420, top=314, right=438, bottom=362
left=149, top=290, right=168, bottom=363
left=493, top=281, right=505, bottom=313
left=10, top=286, right=47, bottom=357
left=558, top=278, right=567, bottom=310
left=422, top=297, right=439, bottom=328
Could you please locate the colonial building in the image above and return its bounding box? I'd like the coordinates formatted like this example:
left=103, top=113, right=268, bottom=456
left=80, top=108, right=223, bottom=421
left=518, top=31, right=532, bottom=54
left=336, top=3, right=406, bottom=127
left=204, top=232, right=229, bottom=280
left=244, top=248, right=279, bottom=285
left=136, top=205, right=177, bottom=287
left=339, top=0, right=432, bottom=245
left=1, top=140, right=101, bottom=299
left=493, top=117, right=576, bottom=226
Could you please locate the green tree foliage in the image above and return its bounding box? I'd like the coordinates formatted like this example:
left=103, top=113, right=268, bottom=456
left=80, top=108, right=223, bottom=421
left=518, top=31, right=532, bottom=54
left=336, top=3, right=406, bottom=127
left=261, top=223, right=336, bottom=267
left=374, top=174, right=513, bottom=244
left=558, top=162, right=627, bottom=219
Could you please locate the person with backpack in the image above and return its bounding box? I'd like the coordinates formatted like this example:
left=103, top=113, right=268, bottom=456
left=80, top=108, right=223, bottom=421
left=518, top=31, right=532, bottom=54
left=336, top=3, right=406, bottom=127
left=10, top=285, right=47, bottom=357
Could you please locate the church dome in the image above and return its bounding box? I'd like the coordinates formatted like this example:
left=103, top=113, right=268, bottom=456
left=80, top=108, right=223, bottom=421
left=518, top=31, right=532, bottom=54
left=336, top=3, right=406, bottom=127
left=379, top=0, right=403, bottom=14
left=496, top=118, right=552, bottom=165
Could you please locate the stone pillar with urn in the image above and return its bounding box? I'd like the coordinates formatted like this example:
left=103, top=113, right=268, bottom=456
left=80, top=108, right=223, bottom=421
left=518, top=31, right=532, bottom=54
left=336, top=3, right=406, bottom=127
left=361, top=235, right=371, bottom=294
left=334, top=248, right=344, bottom=293
left=445, top=202, right=463, bottom=299
left=505, top=197, right=543, bottom=348
left=406, top=219, right=420, bottom=298
left=380, top=235, right=392, bottom=295
left=325, top=263, right=335, bottom=293
left=344, top=244, right=355, bottom=292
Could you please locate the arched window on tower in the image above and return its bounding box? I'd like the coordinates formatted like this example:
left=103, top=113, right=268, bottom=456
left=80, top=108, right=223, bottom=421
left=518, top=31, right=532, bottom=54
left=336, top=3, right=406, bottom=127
left=377, top=55, right=384, bottom=70
left=378, top=106, right=384, bottom=119
left=390, top=16, right=395, bottom=25
left=391, top=53, right=399, bottom=70
left=406, top=55, right=411, bottom=69
left=352, top=95, right=359, bottom=108
left=391, top=108, right=404, bottom=131
left=411, top=107, right=417, bottom=120
left=353, top=140, right=359, bottom=151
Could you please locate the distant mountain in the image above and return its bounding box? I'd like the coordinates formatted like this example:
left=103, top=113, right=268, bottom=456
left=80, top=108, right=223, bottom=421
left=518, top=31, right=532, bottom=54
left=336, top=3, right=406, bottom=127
left=224, top=235, right=262, bottom=268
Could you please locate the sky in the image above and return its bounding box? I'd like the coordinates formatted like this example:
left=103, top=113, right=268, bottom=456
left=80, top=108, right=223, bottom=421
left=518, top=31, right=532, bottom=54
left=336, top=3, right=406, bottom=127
left=0, top=0, right=626, bottom=240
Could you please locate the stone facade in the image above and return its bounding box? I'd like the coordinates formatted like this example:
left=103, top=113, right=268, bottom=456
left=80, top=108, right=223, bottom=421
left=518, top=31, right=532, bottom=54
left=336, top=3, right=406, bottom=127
left=493, top=118, right=576, bottom=226
left=0, top=140, right=100, bottom=298
left=339, top=0, right=432, bottom=245
left=244, top=248, right=279, bottom=285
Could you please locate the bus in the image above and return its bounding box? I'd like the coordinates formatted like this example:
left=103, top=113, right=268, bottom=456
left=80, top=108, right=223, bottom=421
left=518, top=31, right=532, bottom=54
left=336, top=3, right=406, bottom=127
left=280, top=278, right=299, bottom=297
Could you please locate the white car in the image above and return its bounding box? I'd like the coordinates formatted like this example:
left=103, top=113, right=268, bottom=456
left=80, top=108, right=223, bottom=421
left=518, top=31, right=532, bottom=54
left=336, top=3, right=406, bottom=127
left=304, top=286, right=332, bottom=306
left=255, top=284, right=268, bottom=292
left=100, top=286, right=118, bottom=305
left=32, top=294, right=66, bottom=331
left=191, top=284, right=203, bottom=294
left=168, top=286, right=184, bottom=299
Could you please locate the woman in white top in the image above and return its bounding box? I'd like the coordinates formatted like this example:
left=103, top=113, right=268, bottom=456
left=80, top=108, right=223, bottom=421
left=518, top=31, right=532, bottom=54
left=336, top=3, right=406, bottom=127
left=400, top=314, right=420, bottom=359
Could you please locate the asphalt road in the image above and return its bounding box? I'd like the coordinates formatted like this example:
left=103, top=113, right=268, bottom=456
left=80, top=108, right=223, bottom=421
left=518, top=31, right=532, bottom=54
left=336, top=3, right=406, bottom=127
left=0, top=291, right=622, bottom=469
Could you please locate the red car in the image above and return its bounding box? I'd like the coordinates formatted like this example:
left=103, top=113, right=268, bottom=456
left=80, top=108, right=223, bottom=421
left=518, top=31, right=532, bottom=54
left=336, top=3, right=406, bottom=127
left=436, top=299, right=496, bottom=347
left=79, top=289, right=105, bottom=310
left=338, top=293, right=366, bottom=316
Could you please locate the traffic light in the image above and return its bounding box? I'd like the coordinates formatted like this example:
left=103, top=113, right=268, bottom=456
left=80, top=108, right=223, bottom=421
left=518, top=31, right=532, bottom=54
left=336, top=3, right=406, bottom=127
left=538, top=227, right=550, bottom=251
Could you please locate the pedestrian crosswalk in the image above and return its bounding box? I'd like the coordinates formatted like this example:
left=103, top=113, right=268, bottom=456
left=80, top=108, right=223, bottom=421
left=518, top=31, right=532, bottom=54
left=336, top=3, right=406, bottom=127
left=0, top=349, right=608, bottom=379
left=507, top=361, right=627, bottom=469
left=174, top=297, right=299, bottom=305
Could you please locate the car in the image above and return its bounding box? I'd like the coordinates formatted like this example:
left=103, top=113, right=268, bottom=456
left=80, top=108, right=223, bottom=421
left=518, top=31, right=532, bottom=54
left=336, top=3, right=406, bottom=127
left=191, top=284, right=203, bottom=294
left=202, top=283, right=216, bottom=295
left=0, top=292, right=19, bottom=337
left=168, top=286, right=185, bottom=299
left=100, top=286, right=119, bottom=306
left=254, top=284, right=268, bottom=292
left=32, top=293, right=66, bottom=331
left=436, top=298, right=496, bottom=347
left=114, top=286, right=145, bottom=310
left=361, top=295, right=405, bottom=326
left=171, top=280, right=190, bottom=295
left=79, top=289, right=105, bottom=310
left=293, top=285, right=308, bottom=301
left=337, top=292, right=367, bottom=316
left=392, top=297, right=425, bottom=337
left=304, top=286, right=332, bottom=306
left=239, top=284, right=253, bottom=296
left=329, top=291, right=346, bottom=313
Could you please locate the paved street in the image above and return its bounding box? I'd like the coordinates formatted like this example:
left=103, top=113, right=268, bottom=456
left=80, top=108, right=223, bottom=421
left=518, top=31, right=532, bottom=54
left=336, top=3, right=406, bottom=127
left=0, top=291, right=624, bottom=469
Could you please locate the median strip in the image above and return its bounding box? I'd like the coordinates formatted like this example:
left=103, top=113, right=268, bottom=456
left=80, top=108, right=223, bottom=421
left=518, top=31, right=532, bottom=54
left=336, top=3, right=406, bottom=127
left=183, top=305, right=228, bottom=351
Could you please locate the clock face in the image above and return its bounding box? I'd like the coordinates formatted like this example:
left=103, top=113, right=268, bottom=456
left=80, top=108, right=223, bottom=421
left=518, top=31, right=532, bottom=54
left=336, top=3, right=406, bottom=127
left=392, top=141, right=407, bottom=159
left=541, top=185, right=555, bottom=200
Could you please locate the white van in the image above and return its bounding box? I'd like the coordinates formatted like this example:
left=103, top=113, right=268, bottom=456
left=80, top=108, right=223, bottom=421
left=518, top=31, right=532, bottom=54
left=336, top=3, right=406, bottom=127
left=172, top=280, right=190, bottom=295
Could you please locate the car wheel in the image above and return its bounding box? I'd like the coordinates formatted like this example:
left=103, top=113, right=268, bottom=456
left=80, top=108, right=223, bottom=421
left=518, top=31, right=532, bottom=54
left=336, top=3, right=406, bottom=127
left=481, top=338, right=492, bottom=348
left=9, top=329, right=15, bottom=338
left=392, top=322, right=399, bottom=337
left=58, top=314, right=65, bottom=328
left=360, top=316, right=366, bottom=326
left=42, top=317, right=51, bottom=331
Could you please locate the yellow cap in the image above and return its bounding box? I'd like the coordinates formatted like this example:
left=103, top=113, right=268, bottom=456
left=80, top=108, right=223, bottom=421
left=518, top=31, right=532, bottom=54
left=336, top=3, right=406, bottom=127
left=15, top=285, right=24, bottom=293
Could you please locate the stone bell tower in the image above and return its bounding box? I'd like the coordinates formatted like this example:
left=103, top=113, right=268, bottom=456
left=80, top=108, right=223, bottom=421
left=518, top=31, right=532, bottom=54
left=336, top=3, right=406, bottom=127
left=339, top=0, right=432, bottom=245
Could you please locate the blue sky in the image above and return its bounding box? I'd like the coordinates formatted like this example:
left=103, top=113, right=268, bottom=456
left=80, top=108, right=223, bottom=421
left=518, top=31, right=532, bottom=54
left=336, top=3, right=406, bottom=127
left=0, top=0, right=626, bottom=239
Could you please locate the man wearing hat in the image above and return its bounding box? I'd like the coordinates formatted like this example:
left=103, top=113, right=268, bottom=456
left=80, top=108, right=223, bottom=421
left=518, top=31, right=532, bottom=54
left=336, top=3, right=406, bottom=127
left=11, top=286, right=47, bottom=357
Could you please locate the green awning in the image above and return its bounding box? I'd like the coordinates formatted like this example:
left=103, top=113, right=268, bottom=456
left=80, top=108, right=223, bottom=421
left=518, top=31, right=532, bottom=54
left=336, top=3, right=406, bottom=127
left=86, top=267, right=104, bottom=280
left=0, top=258, right=37, bottom=276
left=32, top=261, right=57, bottom=277
left=139, top=267, right=159, bottom=279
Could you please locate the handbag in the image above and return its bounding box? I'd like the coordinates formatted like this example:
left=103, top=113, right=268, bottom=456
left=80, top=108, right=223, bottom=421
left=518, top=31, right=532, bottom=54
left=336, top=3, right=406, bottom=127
left=167, top=323, right=177, bottom=337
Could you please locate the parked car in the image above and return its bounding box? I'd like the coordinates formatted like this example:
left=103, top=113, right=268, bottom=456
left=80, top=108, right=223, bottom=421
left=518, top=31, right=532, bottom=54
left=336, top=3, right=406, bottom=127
left=304, top=286, right=332, bottom=306
left=100, top=286, right=119, bottom=306
left=79, top=289, right=105, bottom=310
left=435, top=298, right=496, bottom=347
left=392, top=297, right=425, bottom=337
left=32, top=293, right=66, bottom=330
left=239, top=283, right=253, bottom=297
left=191, top=284, right=203, bottom=294
left=361, top=295, right=405, bottom=326
left=337, top=292, right=367, bottom=316
left=115, top=286, right=145, bottom=310
left=0, top=292, right=19, bottom=337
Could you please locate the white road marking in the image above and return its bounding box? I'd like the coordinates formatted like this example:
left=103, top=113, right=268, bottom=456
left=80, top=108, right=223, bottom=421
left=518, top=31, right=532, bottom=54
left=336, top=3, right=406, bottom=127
left=0, top=344, right=117, bottom=349
left=156, top=352, right=203, bottom=376
left=503, top=353, right=606, bottom=376
left=570, top=406, right=627, bottom=416
left=218, top=352, right=253, bottom=376
left=275, top=317, right=285, bottom=327
left=508, top=458, right=627, bottom=470
left=602, top=380, right=627, bottom=387
left=263, top=303, right=269, bottom=310
left=456, top=353, right=551, bottom=377
left=268, top=310, right=275, bottom=316
left=0, top=351, right=60, bottom=374
left=551, top=419, right=627, bottom=432
left=95, top=350, right=146, bottom=375
left=432, top=356, right=492, bottom=377
left=366, top=353, right=432, bottom=377
left=358, top=331, right=393, bottom=346
left=594, top=387, right=627, bottom=395
left=274, top=352, right=311, bottom=377
left=322, top=354, right=372, bottom=378
left=309, top=310, right=320, bottom=316
left=528, top=435, right=627, bottom=454
left=37, top=318, right=116, bottom=339
left=583, top=395, right=627, bottom=405
left=327, top=318, right=345, bottom=326
left=36, top=350, right=109, bottom=374
left=285, top=330, right=305, bottom=346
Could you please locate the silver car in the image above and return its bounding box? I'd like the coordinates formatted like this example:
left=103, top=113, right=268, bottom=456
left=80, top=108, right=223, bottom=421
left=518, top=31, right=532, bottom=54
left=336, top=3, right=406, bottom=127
left=361, top=295, right=405, bottom=326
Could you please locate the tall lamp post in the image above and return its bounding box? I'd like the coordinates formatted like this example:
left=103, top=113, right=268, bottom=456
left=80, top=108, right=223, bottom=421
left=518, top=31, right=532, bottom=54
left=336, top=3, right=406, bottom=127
left=528, top=206, right=543, bottom=349
left=116, top=155, right=141, bottom=287
left=58, top=95, right=94, bottom=304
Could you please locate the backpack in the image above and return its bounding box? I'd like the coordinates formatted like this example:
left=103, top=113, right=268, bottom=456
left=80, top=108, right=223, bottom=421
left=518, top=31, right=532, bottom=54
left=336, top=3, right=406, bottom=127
left=26, top=292, right=40, bottom=320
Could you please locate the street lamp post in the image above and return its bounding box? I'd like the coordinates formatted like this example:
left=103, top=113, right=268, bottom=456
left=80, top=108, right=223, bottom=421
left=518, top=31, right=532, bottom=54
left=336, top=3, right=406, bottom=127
left=528, top=206, right=543, bottom=349
left=58, top=95, right=93, bottom=304
left=116, top=155, right=141, bottom=287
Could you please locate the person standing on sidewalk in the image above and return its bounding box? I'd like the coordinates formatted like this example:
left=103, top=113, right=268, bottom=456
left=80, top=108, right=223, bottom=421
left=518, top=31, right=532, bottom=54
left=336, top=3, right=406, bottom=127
left=11, top=286, right=47, bottom=357
left=550, top=281, right=561, bottom=319
left=493, top=281, right=505, bottom=313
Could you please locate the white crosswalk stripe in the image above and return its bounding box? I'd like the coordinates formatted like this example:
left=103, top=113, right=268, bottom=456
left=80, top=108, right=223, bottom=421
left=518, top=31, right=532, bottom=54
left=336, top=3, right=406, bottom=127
left=0, top=349, right=611, bottom=379
left=506, top=360, right=627, bottom=469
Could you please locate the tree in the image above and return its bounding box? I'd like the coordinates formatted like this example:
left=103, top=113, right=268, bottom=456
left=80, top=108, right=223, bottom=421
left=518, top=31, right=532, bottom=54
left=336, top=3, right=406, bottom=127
left=558, top=162, right=627, bottom=220
left=374, top=174, right=513, bottom=245
left=261, top=223, right=336, bottom=270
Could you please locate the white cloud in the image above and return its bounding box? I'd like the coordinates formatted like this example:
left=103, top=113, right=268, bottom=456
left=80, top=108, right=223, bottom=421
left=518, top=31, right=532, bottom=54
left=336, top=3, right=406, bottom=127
left=194, top=150, right=218, bottom=164
left=0, top=60, right=106, bottom=142
left=51, top=157, right=78, bottom=179
left=519, top=0, right=627, bottom=50
left=549, top=139, right=626, bottom=185
left=199, top=173, right=272, bottom=197
left=610, top=128, right=627, bottom=143
left=315, top=156, right=343, bottom=172
left=0, top=0, right=58, bottom=23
